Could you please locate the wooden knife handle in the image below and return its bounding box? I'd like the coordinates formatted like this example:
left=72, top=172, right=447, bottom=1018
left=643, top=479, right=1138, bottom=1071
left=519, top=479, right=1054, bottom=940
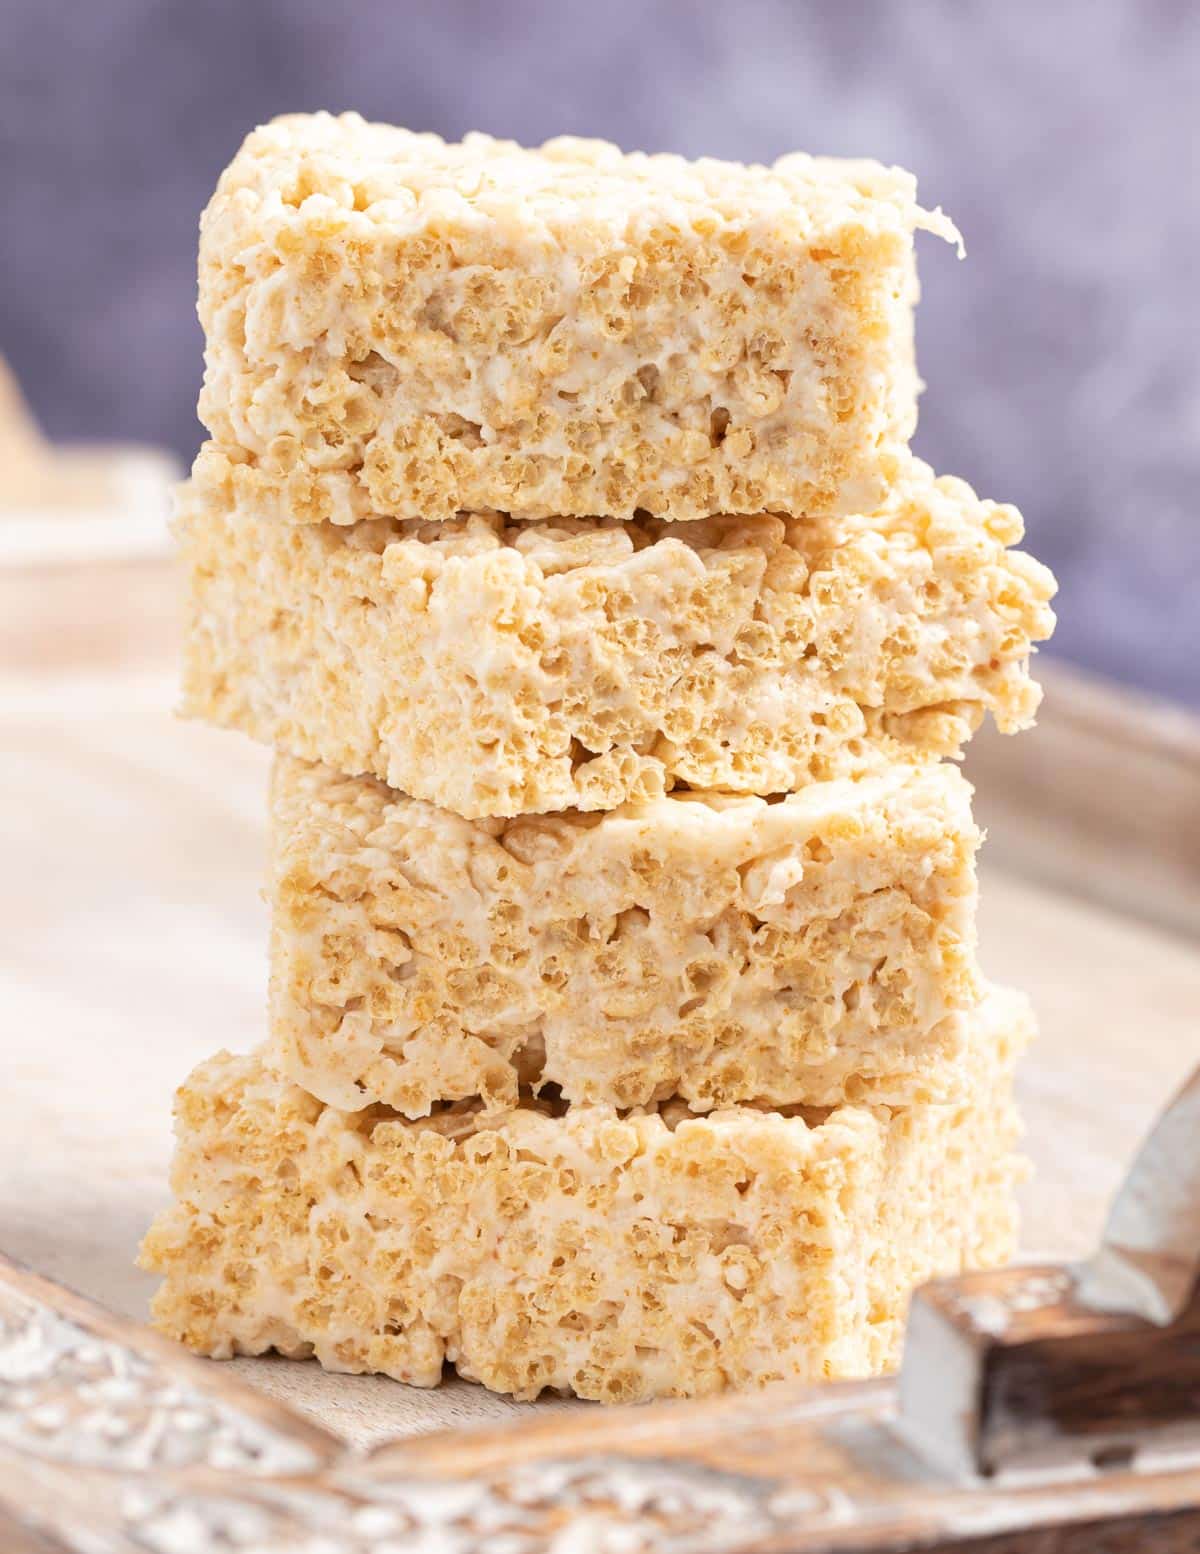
left=899, top=1064, right=1200, bottom=1477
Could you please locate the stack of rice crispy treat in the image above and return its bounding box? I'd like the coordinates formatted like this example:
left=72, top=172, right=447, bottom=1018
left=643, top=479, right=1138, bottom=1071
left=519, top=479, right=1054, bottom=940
left=141, top=114, right=1057, bottom=1404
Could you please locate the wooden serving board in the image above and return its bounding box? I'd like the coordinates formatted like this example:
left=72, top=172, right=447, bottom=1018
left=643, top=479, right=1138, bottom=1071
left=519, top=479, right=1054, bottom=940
left=2, top=644, right=1198, bottom=1451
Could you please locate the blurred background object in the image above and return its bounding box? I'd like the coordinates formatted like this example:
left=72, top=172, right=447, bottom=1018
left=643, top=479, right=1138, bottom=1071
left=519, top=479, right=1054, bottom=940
left=0, top=354, right=178, bottom=668
left=0, top=354, right=175, bottom=524
left=1, top=0, right=1196, bottom=701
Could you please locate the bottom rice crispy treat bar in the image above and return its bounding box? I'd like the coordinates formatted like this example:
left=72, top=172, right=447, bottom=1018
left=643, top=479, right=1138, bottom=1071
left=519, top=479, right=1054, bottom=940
left=270, top=756, right=982, bottom=1117
left=140, top=987, right=1030, bottom=1404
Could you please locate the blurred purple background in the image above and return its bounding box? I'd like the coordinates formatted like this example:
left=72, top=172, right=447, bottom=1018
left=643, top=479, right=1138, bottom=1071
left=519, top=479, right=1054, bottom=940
left=2, top=0, right=1196, bottom=702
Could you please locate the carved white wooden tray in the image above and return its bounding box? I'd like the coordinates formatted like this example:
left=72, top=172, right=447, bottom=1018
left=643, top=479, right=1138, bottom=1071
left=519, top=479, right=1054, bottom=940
left=3, top=552, right=1199, bottom=1546
left=3, top=1067, right=1198, bottom=1552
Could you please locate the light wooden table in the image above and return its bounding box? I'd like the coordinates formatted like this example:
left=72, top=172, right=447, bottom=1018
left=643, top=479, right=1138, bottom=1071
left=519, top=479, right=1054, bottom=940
left=2, top=656, right=1197, bottom=1447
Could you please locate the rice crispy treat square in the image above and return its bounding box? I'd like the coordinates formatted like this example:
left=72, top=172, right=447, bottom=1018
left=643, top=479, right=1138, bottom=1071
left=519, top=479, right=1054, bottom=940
left=139, top=987, right=1030, bottom=1404
left=269, top=756, right=981, bottom=1117
left=178, top=451, right=1055, bottom=819
left=197, top=112, right=960, bottom=527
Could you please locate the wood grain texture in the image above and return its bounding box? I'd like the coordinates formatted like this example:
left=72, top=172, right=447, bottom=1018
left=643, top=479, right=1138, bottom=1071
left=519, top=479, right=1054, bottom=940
left=969, top=660, right=1200, bottom=937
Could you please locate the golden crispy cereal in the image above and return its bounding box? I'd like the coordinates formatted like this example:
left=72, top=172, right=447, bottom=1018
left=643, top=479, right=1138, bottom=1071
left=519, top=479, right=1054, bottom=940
left=197, top=113, right=960, bottom=525
left=178, top=451, right=1054, bottom=818
left=269, top=758, right=981, bottom=1116
left=140, top=988, right=1029, bottom=1404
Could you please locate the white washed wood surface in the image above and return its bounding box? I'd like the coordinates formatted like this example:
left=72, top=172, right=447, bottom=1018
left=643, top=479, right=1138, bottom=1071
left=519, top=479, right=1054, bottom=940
left=1, top=662, right=1197, bottom=1449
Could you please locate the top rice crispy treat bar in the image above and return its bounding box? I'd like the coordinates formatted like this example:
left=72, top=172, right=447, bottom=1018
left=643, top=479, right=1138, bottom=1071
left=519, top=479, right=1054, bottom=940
left=197, top=112, right=960, bottom=526
left=178, top=451, right=1055, bottom=820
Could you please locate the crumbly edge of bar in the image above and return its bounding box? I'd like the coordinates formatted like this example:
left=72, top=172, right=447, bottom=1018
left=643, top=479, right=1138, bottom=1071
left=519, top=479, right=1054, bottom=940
left=205, top=111, right=959, bottom=243
left=178, top=451, right=1055, bottom=818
